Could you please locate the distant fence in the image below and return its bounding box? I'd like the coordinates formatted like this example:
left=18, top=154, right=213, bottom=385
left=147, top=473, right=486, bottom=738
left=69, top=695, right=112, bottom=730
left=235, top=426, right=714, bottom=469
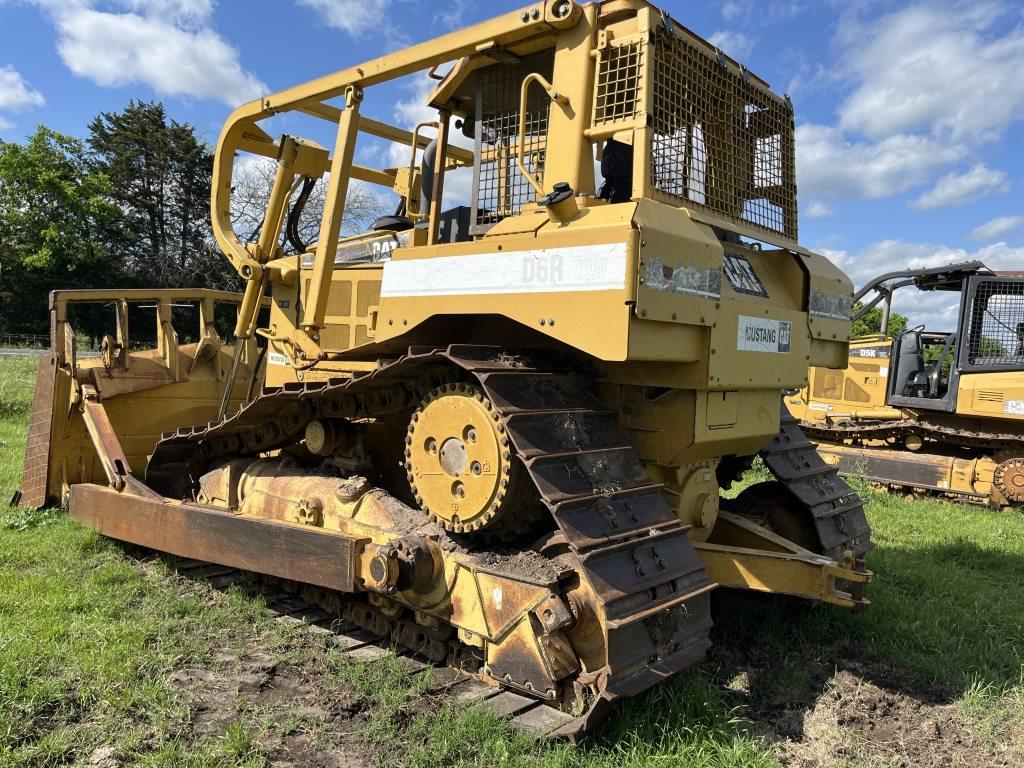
left=0, top=333, right=102, bottom=358
left=1, top=333, right=50, bottom=349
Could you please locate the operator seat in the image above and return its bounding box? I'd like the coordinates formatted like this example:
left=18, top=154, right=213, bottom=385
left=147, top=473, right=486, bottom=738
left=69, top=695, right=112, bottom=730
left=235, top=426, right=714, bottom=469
left=896, top=331, right=926, bottom=397
left=372, top=215, right=415, bottom=232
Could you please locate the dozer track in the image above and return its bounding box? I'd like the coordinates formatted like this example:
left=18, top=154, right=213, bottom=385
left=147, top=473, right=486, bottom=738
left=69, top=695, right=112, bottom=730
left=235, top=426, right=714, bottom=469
left=146, top=345, right=714, bottom=737
left=145, top=556, right=591, bottom=739
left=758, top=409, right=874, bottom=563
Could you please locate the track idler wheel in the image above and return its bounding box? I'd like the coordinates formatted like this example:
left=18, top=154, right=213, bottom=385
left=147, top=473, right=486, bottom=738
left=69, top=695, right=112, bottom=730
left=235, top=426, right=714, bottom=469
left=733, top=480, right=820, bottom=553
left=405, top=383, right=528, bottom=534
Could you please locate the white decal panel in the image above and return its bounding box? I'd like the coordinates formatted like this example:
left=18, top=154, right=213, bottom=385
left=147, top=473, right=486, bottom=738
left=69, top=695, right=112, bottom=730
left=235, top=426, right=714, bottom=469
left=380, top=243, right=628, bottom=298
left=268, top=351, right=289, bottom=367
left=809, top=402, right=835, bottom=412
left=1005, top=400, right=1024, bottom=416
left=736, top=315, right=792, bottom=354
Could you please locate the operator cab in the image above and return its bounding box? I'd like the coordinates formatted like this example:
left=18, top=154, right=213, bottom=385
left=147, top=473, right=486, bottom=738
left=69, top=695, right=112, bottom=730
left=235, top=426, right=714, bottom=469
left=862, top=263, right=1024, bottom=413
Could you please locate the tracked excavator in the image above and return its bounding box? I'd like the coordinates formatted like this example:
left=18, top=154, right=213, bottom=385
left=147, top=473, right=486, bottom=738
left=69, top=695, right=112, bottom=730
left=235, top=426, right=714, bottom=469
left=15, top=0, right=873, bottom=738
left=788, top=261, right=1024, bottom=508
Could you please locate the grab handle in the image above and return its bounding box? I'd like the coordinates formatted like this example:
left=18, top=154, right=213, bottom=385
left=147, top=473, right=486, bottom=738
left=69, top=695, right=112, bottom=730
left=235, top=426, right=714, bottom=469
left=516, top=73, right=569, bottom=196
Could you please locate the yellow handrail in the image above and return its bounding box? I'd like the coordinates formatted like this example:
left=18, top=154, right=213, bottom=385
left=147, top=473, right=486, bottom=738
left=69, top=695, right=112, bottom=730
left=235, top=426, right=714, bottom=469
left=516, top=72, right=569, bottom=196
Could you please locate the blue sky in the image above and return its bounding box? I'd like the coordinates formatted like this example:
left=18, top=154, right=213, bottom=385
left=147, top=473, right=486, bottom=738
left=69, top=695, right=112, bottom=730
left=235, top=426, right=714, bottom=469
left=1, top=0, right=1023, bottom=329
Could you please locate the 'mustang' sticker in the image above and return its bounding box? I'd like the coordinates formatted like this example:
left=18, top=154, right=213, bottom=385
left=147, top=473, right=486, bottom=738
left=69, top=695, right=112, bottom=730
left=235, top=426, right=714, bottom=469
left=737, top=315, right=792, bottom=354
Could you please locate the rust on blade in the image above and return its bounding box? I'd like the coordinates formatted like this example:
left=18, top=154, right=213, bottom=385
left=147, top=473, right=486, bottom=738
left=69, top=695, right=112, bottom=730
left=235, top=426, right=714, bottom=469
left=70, top=483, right=358, bottom=591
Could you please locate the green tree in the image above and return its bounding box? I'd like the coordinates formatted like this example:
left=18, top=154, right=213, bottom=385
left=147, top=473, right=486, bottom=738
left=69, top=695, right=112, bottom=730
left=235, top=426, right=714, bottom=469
left=0, top=127, right=122, bottom=337
left=87, top=100, right=235, bottom=289
left=851, top=302, right=909, bottom=338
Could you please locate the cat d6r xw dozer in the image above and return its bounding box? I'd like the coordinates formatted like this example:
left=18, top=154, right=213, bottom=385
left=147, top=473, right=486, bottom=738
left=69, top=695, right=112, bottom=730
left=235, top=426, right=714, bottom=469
left=788, top=261, right=1024, bottom=507
left=17, top=0, right=872, bottom=738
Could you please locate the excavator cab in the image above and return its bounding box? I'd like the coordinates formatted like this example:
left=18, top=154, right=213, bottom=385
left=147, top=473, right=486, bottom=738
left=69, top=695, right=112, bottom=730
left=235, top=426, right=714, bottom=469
left=792, top=261, right=1024, bottom=506
left=885, top=267, right=1024, bottom=415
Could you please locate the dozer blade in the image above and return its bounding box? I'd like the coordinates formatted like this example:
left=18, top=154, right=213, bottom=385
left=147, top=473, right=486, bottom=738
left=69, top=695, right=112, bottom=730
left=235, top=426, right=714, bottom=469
left=14, top=289, right=263, bottom=508
left=813, top=442, right=996, bottom=506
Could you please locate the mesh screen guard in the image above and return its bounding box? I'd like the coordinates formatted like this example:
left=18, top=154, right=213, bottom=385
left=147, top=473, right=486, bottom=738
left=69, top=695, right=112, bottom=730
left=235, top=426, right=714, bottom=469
left=469, top=26, right=798, bottom=239
left=649, top=30, right=797, bottom=238
left=963, top=280, right=1024, bottom=370
left=591, top=28, right=798, bottom=239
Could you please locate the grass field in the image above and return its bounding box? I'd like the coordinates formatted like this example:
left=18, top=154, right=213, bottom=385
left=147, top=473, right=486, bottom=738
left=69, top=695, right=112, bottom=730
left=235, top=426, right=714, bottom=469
left=1, top=354, right=1022, bottom=767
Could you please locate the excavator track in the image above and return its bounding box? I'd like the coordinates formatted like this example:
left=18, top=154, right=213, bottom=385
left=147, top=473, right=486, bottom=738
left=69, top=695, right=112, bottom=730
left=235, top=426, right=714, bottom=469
left=801, top=417, right=1024, bottom=508
left=146, top=345, right=714, bottom=738
left=756, top=408, right=874, bottom=562
left=802, top=418, right=1024, bottom=454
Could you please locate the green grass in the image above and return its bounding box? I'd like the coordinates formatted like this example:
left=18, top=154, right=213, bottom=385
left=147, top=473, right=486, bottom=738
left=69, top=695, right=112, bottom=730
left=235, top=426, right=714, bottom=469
left=0, top=355, right=1021, bottom=767
left=0, top=356, right=37, bottom=505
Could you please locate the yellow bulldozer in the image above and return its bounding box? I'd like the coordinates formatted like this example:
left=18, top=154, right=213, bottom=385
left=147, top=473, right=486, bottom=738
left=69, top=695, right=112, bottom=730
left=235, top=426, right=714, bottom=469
left=788, top=261, right=1024, bottom=507
left=14, top=0, right=873, bottom=737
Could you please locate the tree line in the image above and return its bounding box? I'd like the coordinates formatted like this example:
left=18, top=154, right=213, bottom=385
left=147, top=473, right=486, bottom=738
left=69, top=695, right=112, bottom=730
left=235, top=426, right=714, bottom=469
left=0, top=100, right=383, bottom=345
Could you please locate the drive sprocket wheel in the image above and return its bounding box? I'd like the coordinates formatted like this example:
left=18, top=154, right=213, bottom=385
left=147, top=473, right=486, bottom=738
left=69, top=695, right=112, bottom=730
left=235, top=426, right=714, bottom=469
left=993, top=457, right=1024, bottom=504
left=405, top=382, right=528, bottom=534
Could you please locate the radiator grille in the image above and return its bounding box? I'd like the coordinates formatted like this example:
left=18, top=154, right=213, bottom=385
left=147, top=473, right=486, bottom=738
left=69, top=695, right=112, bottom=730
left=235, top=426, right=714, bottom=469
left=471, top=51, right=555, bottom=232
left=964, top=280, right=1024, bottom=369
left=811, top=369, right=844, bottom=400
left=649, top=30, right=797, bottom=238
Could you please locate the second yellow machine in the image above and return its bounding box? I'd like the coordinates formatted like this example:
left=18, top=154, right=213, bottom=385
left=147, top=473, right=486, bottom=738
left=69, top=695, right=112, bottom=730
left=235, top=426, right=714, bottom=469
left=19, top=0, right=872, bottom=737
left=789, top=261, right=1024, bottom=507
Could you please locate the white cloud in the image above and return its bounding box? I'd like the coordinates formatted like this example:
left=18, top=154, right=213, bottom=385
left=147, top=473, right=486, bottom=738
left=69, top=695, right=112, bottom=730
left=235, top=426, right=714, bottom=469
left=297, top=0, right=393, bottom=37
left=909, top=164, right=1010, bottom=211
left=796, top=123, right=966, bottom=202
left=0, top=65, right=46, bottom=113
left=836, top=4, right=1024, bottom=144
left=33, top=0, right=264, bottom=105
left=796, top=3, right=1024, bottom=208
left=119, top=0, right=213, bottom=21
left=720, top=1, right=749, bottom=21
left=0, top=66, right=45, bottom=129
left=970, top=215, right=1024, bottom=242
left=804, top=201, right=834, bottom=219
left=434, top=0, right=473, bottom=30
left=708, top=30, right=756, bottom=60
left=826, top=239, right=1024, bottom=329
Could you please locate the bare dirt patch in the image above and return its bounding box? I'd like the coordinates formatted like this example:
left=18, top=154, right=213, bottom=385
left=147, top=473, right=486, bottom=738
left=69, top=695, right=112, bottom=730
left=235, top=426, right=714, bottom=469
left=133, top=556, right=378, bottom=767
left=706, top=596, right=1022, bottom=768
left=776, top=666, right=1019, bottom=768
left=168, top=650, right=371, bottom=768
